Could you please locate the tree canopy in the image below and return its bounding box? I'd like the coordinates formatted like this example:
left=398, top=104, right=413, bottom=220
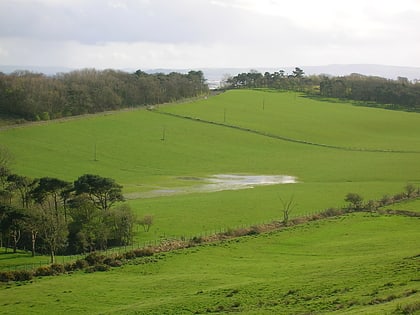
left=0, top=69, right=209, bottom=121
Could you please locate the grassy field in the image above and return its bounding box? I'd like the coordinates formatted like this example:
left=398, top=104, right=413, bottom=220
left=1, top=213, right=418, bottom=314
left=1, top=90, right=419, bottom=313
left=0, top=90, right=419, bottom=242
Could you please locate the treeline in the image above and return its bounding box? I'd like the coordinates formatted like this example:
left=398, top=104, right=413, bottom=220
left=225, top=67, right=318, bottom=91
left=0, top=69, right=208, bottom=121
left=320, top=74, right=420, bottom=111
left=225, top=68, right=420, bottom=111
left=0, top=162, right=136, bottom=263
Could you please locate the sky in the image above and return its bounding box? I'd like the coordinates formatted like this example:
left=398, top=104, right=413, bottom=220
left=0, top=0, right=419, bottom=70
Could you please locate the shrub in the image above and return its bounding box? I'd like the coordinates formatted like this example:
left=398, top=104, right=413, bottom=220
left=93, top=264, right=110, bottom=272
left=51, top=263, right=65, bottom=275
left=0, top=271, right=15, bottom=282
left=321, top=208, right=344, bottom=217
left=365, top=200, right=378, bottom=211
left=35, top=265, right=54, bottom=277
left=64, top=262, right=76, bottom=272
left=393, top=192, right=406, bottom=202
left=379, top=195, right=393, bottom=206
left=14, top=270, right=33, bottom=281
left=85, top=264, right=110, bottom=273
left=74, top=259, right=89, bottom=270
left=103, top=258, right=123, bottom=267
left=124, top=251, right=136, bottom=259
left=190, top=236, right=203, bottom=244
left=85, top=252, right=105, bottom=266
left=133, top=248, right=154, bottom=257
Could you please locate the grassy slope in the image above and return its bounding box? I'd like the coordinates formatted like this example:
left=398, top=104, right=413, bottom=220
left=1, top=90, right=420, bottom=314
left=162, top=90, right=420, bottom=152
left=0, top=90, right=419, bottom=244
left=1, top=213, right=418, bottom=314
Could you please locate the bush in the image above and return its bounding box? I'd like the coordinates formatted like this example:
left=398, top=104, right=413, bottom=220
left=35, top=265, right=54, bottom=277
left=393, top=192, right=407, bottom=202
left=74, top=259, right=89, bottom=270
left=51, top=263, right=65, bottom=275
left=85, top=253, right=105, bottom=266
left=0, top=271, right=15, bottom=282
left=85, top=264, right=110, bottom=273
left=321, top=208, right=344, bottom=217
left=124, top=251, right=136, bottom=259
left=93, top=264, right=110, bottom=272
left=103, top=257, right=123, bottom=267
left=133, top=248, right=154, bottom=257
left=64, top=262, right=76, bottom=272
left=380, top=195, right=393, bottom=206
left=14, top=270, right=33, bottom=281
left=190, top=236, right=203, bottom=244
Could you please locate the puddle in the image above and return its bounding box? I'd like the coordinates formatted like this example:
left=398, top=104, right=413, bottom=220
left=125, top=174, right=297, bottom=199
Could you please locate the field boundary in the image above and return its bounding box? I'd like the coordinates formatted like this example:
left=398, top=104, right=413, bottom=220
left=153, top=109, right=420, bottom=154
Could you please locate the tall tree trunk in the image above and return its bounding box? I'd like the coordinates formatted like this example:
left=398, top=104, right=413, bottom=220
left=50, top=249, right=55, bottom=264
left=31, top=230, right=37, bottom=257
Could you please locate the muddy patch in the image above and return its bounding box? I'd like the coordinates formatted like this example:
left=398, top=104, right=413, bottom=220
left=125, top=174, right=297, bottom=199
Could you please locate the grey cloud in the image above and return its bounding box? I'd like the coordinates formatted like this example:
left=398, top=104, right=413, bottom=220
left=0, top=0, right=283, bottom=44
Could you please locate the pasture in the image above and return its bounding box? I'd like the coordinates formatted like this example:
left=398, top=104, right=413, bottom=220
left=0, top=90, right=419, bottom=242
left=0, top=89, right=419, bottom=313
left=1, top=213, right=419, bottom=314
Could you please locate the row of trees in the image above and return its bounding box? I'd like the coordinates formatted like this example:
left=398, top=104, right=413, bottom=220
left=0, top=156, right=136, bottom=263
left=0, top=69, right=208, bottom=121
left=224, top=68, right=420, bottom=111
left=320, top=74, right=420, bottom=110
left=224, top=67, right=317, bottom=92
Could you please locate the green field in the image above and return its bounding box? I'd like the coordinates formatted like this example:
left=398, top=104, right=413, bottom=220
left=1, top=90, right=419, bottom=240
left=0, top=90, right=419, bottom=314
left=1, top=213, right=419, bottom=314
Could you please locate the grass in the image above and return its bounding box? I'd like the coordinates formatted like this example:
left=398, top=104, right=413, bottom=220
left=0, top=90, right=419, bottom=244
left=1, top=89, right=420, bottom=313
left=0, top=213, right=418, bottom=314
left=162, top=90, right=420, bottom=152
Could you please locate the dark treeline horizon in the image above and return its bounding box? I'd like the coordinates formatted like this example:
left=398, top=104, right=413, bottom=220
left=1, top=66, right=420, bottom=122
left=225, top=67, right=420, bottom=111
left=0, top=68, right=208, bottom=121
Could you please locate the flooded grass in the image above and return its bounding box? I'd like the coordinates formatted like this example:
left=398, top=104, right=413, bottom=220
left=125, top=174, right=297, bottom=199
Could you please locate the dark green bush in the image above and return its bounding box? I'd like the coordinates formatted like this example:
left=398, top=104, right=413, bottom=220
left=51, top=263, right=65, bottom=275
left=64, top=262, right=76, bottom=272
left=85, top=253, right=105, bottom=266
left=124, top=251, right=136, bottom=259
left=133, top=248, right=154, bottom=257
left=74, top=259, right=89, bottom=270
left=0, top=271, right=15, bottom=282
left=14, top=270, right=33, bottom=281
left=85, top=264, right=110, bottom=273
left=103, top=257, right=123, bottom=267
left=35, top=265, right=53, bottom=277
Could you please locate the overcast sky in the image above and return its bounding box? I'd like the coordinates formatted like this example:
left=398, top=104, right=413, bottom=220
left=0, top=0, right=419, bottom=70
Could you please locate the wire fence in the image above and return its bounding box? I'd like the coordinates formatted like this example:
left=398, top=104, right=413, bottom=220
left=1, top=207, right=350, bottom=272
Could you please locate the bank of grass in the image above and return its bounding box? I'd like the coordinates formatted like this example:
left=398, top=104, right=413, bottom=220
left=0, top=213, right=418, bottom=314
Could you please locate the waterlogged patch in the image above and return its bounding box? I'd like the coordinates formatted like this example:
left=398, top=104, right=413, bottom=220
left=125, top=174, right=297, bottom=199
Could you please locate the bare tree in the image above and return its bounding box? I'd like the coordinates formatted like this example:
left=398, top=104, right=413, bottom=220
left=279, top=195, right=297, bottom=226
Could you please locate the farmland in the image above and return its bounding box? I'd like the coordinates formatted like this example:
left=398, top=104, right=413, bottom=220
left=0, top=89, right=419, bottom=314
